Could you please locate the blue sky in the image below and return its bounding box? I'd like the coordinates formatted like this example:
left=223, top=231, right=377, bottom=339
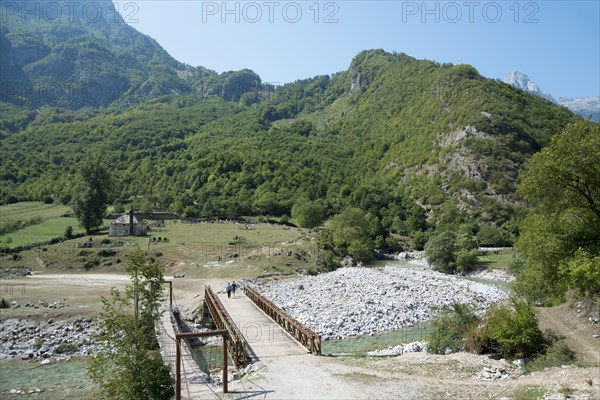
left=117, top=1, right=600, bottom=99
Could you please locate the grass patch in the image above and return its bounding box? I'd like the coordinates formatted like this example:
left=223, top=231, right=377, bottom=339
left=0, top=202, right=71, bottom=225
left=523, top=340, right=577, bottom=373
left=0, top=202, right=113, bottom=246
left=515, top=386, right=547, bottom=400
left=478, top=249, right=514, bottom=270
left=334, top=371, right=381, bottom=383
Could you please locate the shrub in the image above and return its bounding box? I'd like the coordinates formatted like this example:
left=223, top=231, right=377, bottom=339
left=64, top=226, right=73, bottom=239
left=524, top=341, right=575, bottom=372
left=455, top=250, right=479, bottom=274
left=84, top=259, right=100, bottom=270
left=411, top=230, right=430, bottom=251
left=0, top=298, right=9, bottom=309
left=509, top=252, right=527, bottom=275
left=428, top=303, right=478, bottom=354
left=54, top=342, right=79, bottom=354
left=33, top=338, right=43, bottom=350
left=484, top=301, right=545, bottom=358
left=98, top=249, right=116, bottom=257
left=562, top=250, right=600, bottom=297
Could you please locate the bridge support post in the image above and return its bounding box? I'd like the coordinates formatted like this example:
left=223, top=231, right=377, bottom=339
left=175, top=337, right=181, bottom=400
left=222, top=332, right=228, bottom=394
left=166, top=280, right=173, bottom=312
left=175, top=330, right=229, bottom=399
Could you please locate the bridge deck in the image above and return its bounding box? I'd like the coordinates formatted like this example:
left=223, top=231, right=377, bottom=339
left=217, top=291, right=308, bottom=359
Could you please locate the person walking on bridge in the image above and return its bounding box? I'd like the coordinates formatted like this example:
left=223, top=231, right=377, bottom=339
left=232, top=281, right=237, bottom=297
left=226, top=282, right=232, bottom=298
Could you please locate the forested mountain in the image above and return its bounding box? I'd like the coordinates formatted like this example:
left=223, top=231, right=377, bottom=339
left=0, top=1, right=581, bottom=247
left=0, top=0, right=266, bottom=113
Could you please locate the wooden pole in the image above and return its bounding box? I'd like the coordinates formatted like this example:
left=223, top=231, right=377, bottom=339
left=222, top=333, right=228, bottom=394
left=176, top=337, right=181, bottom=400
left=167, top=280, right=173, bottom=312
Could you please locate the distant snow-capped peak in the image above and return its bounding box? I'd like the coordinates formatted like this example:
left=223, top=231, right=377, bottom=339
left=503, top=71, right=599, bottom=122
left=502, top=71, right=555, bottom=102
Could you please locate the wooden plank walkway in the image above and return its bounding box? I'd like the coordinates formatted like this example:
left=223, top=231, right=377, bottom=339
left=156, top=291, right=309, bottom=399
left=216, top=291, right=308, bottom=359
left=157, top=308, right=221, bottom=399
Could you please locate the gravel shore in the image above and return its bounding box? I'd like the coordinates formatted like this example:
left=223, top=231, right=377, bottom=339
left=252, top=265, right=509, bottom=340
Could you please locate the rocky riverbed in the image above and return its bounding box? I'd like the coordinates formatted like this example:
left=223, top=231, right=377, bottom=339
left=250, top=265, right=509, bottom=340
left=0, top=317, right=103, bottom=360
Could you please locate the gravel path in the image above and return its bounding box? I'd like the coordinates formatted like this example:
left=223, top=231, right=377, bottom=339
left=251, top=266, right=508, bottom=340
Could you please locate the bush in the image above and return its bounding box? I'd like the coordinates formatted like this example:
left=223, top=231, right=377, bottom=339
left=509, top=252, right=527, bottom=275
left=320, top=208, right=375, bottom=262
left=98, top=249, right=116, bottom=257
left=292, top=200, right=327, bottom=229
left=524, top=341, right=575, bottom=372
left=411, top=230, right=430, bottom=251
left=562, top=250, right=600, bottom=297
left=0, top=298, right=9, bottom=309
left=484, top=301, right=545, bottom=358
left=455, top=250, right=479, bottom=274
left=54, top=342, right=79, bottom=354
left=33, top=338, right=44, bottom=350
left=428, top=303, right=478, bottom=354
left=84, top=260, right=100, bottom=270
left=64, top=226, right=73, bottom=239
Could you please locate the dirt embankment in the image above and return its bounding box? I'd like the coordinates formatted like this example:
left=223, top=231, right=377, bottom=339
left=535, top=299, right=600, bottom=365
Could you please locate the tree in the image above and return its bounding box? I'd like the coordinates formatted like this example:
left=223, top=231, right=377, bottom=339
left=291, top=199, right=326, bottom=229
left=516, top=121, right=600, bottom=304
left=320, top=207, right=374, bottom=262
left=88, top=249, right=173, bottom=399
left=425, top=231, right=457, bottom=273
left=425, top=229, right=479, bottom=274
left=71, top=157, right=112, bottom=234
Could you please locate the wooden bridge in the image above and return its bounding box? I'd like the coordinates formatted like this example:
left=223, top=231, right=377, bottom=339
left=158, top=282, right=321, bottom=399
left=205, top=284, right=321, bottom=366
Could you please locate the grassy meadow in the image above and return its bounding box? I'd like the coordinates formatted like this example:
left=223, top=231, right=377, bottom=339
left=0, top=202, right=321, bottom=281
left=0, top=202, right=89, bottom=246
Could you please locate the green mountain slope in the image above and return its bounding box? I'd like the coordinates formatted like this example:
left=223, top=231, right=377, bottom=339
left=0, top=0, right=581, bottom=247
left=0, top=49, right=579, bottom=244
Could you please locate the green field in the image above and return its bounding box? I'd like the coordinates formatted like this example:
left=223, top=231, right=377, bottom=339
left=0, top=202, right=92, bottom=246
left=0, top=202, right=70, bottom=230
left=0, top=204, right=319, bottom=279
left=478, top=249, right=515, bottom=270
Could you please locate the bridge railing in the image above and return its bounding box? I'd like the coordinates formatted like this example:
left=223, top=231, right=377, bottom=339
left=244, top=285, right=321, bottom=355
left=204, top=286, right=250, bottom=366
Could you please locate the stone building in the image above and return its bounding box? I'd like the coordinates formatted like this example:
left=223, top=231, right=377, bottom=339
left=108, top=208, right=148, bottom=237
